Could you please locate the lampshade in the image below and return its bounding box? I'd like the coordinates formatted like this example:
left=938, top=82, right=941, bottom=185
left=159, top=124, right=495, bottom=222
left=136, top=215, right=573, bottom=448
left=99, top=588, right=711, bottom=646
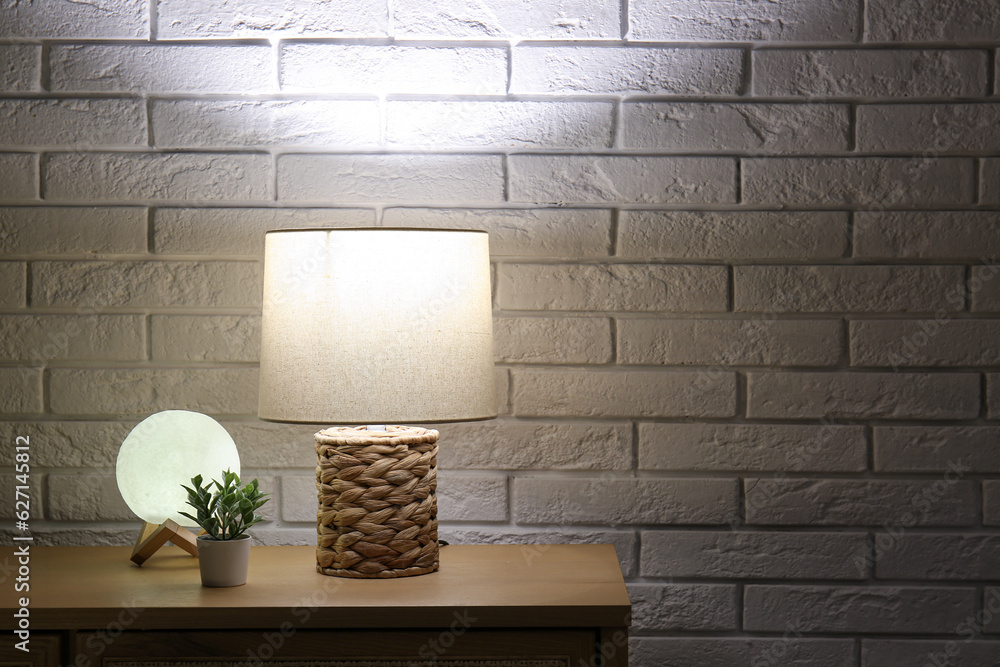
left=257, top=228, right=496, bottom=424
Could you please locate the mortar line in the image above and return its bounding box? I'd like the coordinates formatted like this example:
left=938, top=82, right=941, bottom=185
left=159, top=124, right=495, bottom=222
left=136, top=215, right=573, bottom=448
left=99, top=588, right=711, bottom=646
left=629, top=419, right=638, bottom=479
left=148, top=0, right=158, bottom=41
left=609, top=207, right=619, bottom=256
left=973, top=157, right=982, bottom=205
left=23, top=261, right=31, bottom=308
left=38, top=42, right=50, bottom=92
left=859, top=0, right=868, bottom=42
left=845, top=211, right=855, bottom=259
left=848, top=102, right=858, bottom=152
left=610, top=97, right=622, bottom=149
left=742, top=46, right=753, bottom=97
left=144, top=313, right=153, bottom=362
left=989, top=47, right=997, bottom=97
left=981, top=371, right=989, bottom=420
left=505, top=40, right=513, bottom=95
left=145, top=206, right=155, bottom=253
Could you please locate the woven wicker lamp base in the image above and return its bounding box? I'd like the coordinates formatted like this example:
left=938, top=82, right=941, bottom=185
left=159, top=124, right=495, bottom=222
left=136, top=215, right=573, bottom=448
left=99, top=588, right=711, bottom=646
left=314, top=425, right=440, bottom=578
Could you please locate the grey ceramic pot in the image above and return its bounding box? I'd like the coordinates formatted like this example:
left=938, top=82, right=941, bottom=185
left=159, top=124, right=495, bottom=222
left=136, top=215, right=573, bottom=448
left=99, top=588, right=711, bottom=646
left=197, top=534, right=251, bottom=587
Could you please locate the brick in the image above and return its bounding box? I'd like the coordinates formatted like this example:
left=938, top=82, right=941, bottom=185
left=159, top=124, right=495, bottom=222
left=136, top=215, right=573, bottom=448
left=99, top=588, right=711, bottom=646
left=511, top=46, right=743, bottom=95
left=974, top=274, right=1000, bottom=312
left=280, top=475, right=316, bottom=522
left=0, top=99, right=146, bottom=148
left=619, top=210, right=848, bottom=260
left=0, top=153, right=37, bottom=200
left=630, top=638, right=854, bottom=667
left=48, top=367, right=259, bottom=416
left=642, top=530, right=868, bottom=580
left=630, top=0, right=859, bottom=41
left=0, top=368, right=41, bottom=414
left=0, top=262, right=25, bottom=307
left=494, top=316, right=611, bottom=364
left=438, top=473, right=508, bottom=522
left=623, top=103, right=849, bottom=152
left=852, top=320, right=1000, bottom=367
left=153, top=207, right=374, bottom=256
left=988, top=588, right=1000, bottom=634
left=629, top=584, right=736, bottom=632
left=0, top=207, right=146, bottom=255
left=394, top=0, right=618, bottom=39
left=875, top=427, right=1000, bottom=473
left=863, top=640, right=1000, bottom=667
left=972, top=263, right=1000, bottom=312
left=512, top=369, right=736, bottom=418
left=0, top=527, right=134, bottom=547
left=0, top=45, right=40, bottom=92
left=753, top=50, right=987, bottom=98
left=152, top=100, right=379, bottom=148
left=151, top=315, right=259, bottom=362
left=967, top=270, right=997, bottom=318
left=278, top=154, right=503, bottom=203
left=981, top=159, right=1000, bottom=205
left=51, top=44, right=273, bottom=94
left=0, top=315, right=144, bottom=362
left=748, top=372, right=980, bottom=420
left=381, top=208, right=612, bottom=257
left=497, top=263, right=727, bottom=312
left=32, top=260, right=261, bottom=308
left=438, top=420, right=631, bottom=471
left=248, top=527, right=313, bottom=546
left=270, top=475, right=308, bottom=524
left=743, top=158, right=974, bottom=206
left=157, top=0, right=387, bottom=38
left=0, top=0, right=146, bottom=38
left=744, top=585, right=974, bottom=634
left=513, top=477, right=737, bottom=525
left=281, top=44, right=506, bottom=94
left=855, top=211, right=1000, bottom=260
left=44, top=153, right=272, bottom=203
left=387, top=101, right=613, bottom=149
left=48, top=471, right=132, bottom=521
left=983, top=482, right=1000, bottom=530
left=735, top=265, right=965, bottom=313
left=859, top=104, right=1000, bottom=153
left=745, top=479, right=977, bottom=527
left=619, top=318, right=842, bottom=366
left=876, top=535, right=1000, bottom=580
left=437, top=529, right=636, bottom=576
left=0, top=421, right=133, bottom=467
left=509, top=155, right=736, bottom=204
left=867, top=0, right=1000, bottom=41
left=223, top=421, right=320, bottom=469
left=639, top=423, right=867, bottom=473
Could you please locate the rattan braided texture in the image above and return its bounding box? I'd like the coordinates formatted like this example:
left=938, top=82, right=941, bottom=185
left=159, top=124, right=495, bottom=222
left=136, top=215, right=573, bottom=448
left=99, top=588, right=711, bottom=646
left=314, top=426, right=440, bottom=578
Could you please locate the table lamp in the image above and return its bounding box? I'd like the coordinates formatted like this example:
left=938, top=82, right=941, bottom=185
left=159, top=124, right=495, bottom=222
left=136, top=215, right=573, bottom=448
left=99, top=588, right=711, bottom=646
left=258, top=228, right=496, bottom=578
left=116, top=409, right=242, bottom=565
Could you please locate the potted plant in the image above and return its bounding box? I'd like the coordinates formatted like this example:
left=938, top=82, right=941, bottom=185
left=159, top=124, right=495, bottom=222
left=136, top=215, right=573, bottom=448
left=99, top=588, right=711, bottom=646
left=179, top=470, right=270, bottom=587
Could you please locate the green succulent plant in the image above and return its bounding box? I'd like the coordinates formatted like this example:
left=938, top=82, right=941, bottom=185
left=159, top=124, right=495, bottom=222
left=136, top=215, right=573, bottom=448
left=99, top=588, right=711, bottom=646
left=180, top=469, right=270, bottom=541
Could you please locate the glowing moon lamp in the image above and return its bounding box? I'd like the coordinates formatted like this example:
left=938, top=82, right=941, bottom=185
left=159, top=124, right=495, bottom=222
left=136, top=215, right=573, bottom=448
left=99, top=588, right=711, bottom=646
left=116, top=410, right=241, bottom=565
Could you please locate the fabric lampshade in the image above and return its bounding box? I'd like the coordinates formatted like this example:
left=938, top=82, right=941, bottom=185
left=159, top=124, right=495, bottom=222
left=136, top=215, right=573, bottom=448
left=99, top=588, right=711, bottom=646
left=257, top=227, right=496, bottom=424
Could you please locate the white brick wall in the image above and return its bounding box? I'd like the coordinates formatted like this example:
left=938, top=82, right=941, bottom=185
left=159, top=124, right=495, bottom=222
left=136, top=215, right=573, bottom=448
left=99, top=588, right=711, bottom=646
left=2, top=1, right=1000, bottom=665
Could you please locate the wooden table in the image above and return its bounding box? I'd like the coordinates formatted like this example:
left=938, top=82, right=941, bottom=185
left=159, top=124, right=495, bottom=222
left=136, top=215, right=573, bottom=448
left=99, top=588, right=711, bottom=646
left=0, top=543, right=631, bottom=667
